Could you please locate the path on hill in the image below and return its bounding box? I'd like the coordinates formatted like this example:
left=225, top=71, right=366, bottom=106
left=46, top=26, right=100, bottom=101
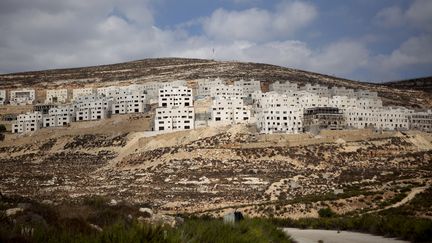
left=384, top=186, right=428, bottom=210
left=365, top=185, right=429, bottom=215
left=283, top=228, right=408, bottom=243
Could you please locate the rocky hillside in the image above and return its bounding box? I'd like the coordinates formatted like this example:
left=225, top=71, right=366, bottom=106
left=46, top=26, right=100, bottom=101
left=384, top=76, right=432, bottom=93
left=0, top=58, right=431, bottom=108
left=1, top=116, right=431, bottom=219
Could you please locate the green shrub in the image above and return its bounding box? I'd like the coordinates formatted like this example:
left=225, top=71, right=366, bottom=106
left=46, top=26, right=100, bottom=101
left=318, top=207, right=335, bottom=218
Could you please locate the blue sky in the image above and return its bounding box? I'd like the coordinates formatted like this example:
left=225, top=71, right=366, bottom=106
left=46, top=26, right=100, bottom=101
left=0, top=0, right=431, bottom=82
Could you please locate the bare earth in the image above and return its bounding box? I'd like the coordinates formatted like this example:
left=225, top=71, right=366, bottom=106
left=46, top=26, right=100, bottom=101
left=283, top=228, right=408, bottom=243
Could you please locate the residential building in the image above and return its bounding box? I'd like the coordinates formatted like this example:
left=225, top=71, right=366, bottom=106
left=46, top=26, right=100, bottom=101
left=12, top=111, right=43, bottom=133
left=45, top=89, right=68, bottom=103
left=72, top=88, right=95, bottom=100
left=0, top=90, right=6, bottom=105
left=269, top=81, right=298, bottom=94
left=10, top=89, right=36, bottom=105
left=158, top=86, right=193, bottom=108
left=197, top=78, right=225, bottom=97
left=74, top=95, right=112, bottom=121
left=209, top=98, right=251, bottom=126
left=330, top=96, right=358, bottom=111
left=298, top=93, right=330, bottom=108
left=300, top=83, right=330, bottom=97
left=154, top=106, right=195, bottom=131
left=142, top=80, right=187, bottom=101
left=154, top=86, right=195, bottom=132
left=43, top=105, right=76, bottom=127
left=303, top=107, right=346, bottom=133
left=330, top=87, right=355, bottom=98
left=345, top=107, right=411, bottom=130
left=256, top=106, right=303, bottom=134
left=112, top=91, right=147, bottom=114
left=210, top=84, right=244, bottom=100
left=254, top=91, right=303, bottom=134
left=234, top=79, right=261, bottom=97
left=409, top=110, right=432, bottom=132
left=33, top=104, right=58, bottom=114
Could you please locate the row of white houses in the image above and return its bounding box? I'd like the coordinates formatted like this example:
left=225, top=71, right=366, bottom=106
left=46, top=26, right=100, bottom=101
left=11, top=85, right=150, bottom=133
left=8, top=78, right=432, bottom=134
left=1, top=80, right=188, bottom=106
left=0, top=89, right=36, bottom=105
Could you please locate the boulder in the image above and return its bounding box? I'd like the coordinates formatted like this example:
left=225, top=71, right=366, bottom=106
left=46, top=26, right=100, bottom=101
left=6, top=208, right=24, bottom=217
left=108, top=199, right=118, bottom=206
left=139, top=207, right=153, bottom=217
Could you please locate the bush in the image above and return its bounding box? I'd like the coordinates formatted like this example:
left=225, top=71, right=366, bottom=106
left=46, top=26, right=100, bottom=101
left=0, top=124, right=6, bottom=133
left=180, top=218, right=293, bottom=243
left=318, top=207, right=335, bottom=218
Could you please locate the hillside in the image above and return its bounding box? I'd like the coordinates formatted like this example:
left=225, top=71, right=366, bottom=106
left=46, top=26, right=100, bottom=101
left=0, top=115, right=431, bottom=219
left=384, top=76, right=432, bottom=93
left=0, top=57, right=431, bottom=108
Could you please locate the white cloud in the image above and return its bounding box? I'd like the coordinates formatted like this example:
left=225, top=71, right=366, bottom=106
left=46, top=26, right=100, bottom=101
left=376, top=35, right=432, bottom=70
left=374, top=6, right=404, bottom=28
left=405, top=0, right=432, bottom=32
left=203, top=1, right=317, bottom=42
left=309, top=41, right=370, bottom=76
left=375, top=0, right=432, bottom=32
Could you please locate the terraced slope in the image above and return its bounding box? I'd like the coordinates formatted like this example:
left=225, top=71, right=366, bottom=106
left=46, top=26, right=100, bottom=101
left=1, top=120, right=431, bottom=218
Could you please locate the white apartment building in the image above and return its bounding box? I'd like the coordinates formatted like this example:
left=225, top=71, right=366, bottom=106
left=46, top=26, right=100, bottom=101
left=254, top=91, right=303, bottom=134
left=74, top=95, right=112, bottom=121
left=142, top=80, right=187, bottom=101
left=330, top=96, right=358, bottom=111
left=256, top=107, right=303, bottom=134
left=45, top=89, right=68, bottom=103
left=97, top=84, right=146, bottom=97
left=158, top=86, right=193, bottom=108
left=269, top=81, right=298, bottom=94
left=10, top=89, right=36, bottom=105
left=154, top=107, right=195, bottom=131
left=330, top=87, right=355, bottom=98
left=254, top=92, right=299, bottom=110
left=72, top=88, right=95, bottom=100
left=210, top=84, right=244, bottom=100
left=0, top=90, right=6, bottom=105
left=197, top=78, right=225, bottom=97
left=112, top=91, right=147, bottom=114
left=409, top=110, right=432, bottom=132
left=154, top=85, right=195, bottom=132
left=12, top=111, right=43, bottom=133
left=345, top=107, right=411, bottom=130
left=209, top=98, right=251, bottom=126
left=234, top=79, right=261, bottom=97
left=298, top=93, right=330, bottom=108
left=300, top=84, right=330, bottom=97
left=43, top=105, right=76, bottom=127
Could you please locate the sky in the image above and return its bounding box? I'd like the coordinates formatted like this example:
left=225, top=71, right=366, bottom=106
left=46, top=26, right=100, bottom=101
left=0, top=0, right=431, bottom=82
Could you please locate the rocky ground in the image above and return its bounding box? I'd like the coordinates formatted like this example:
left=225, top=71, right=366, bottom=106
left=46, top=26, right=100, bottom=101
left=1, top=117, right=431, bottom=220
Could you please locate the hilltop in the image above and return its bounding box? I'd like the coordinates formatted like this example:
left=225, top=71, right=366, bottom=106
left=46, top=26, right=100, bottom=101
left=0, top=57, right=431, bottom=108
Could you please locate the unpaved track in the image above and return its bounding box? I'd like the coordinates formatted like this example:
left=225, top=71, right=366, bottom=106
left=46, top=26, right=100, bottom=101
left=283, top=228, right=408, bottom=243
